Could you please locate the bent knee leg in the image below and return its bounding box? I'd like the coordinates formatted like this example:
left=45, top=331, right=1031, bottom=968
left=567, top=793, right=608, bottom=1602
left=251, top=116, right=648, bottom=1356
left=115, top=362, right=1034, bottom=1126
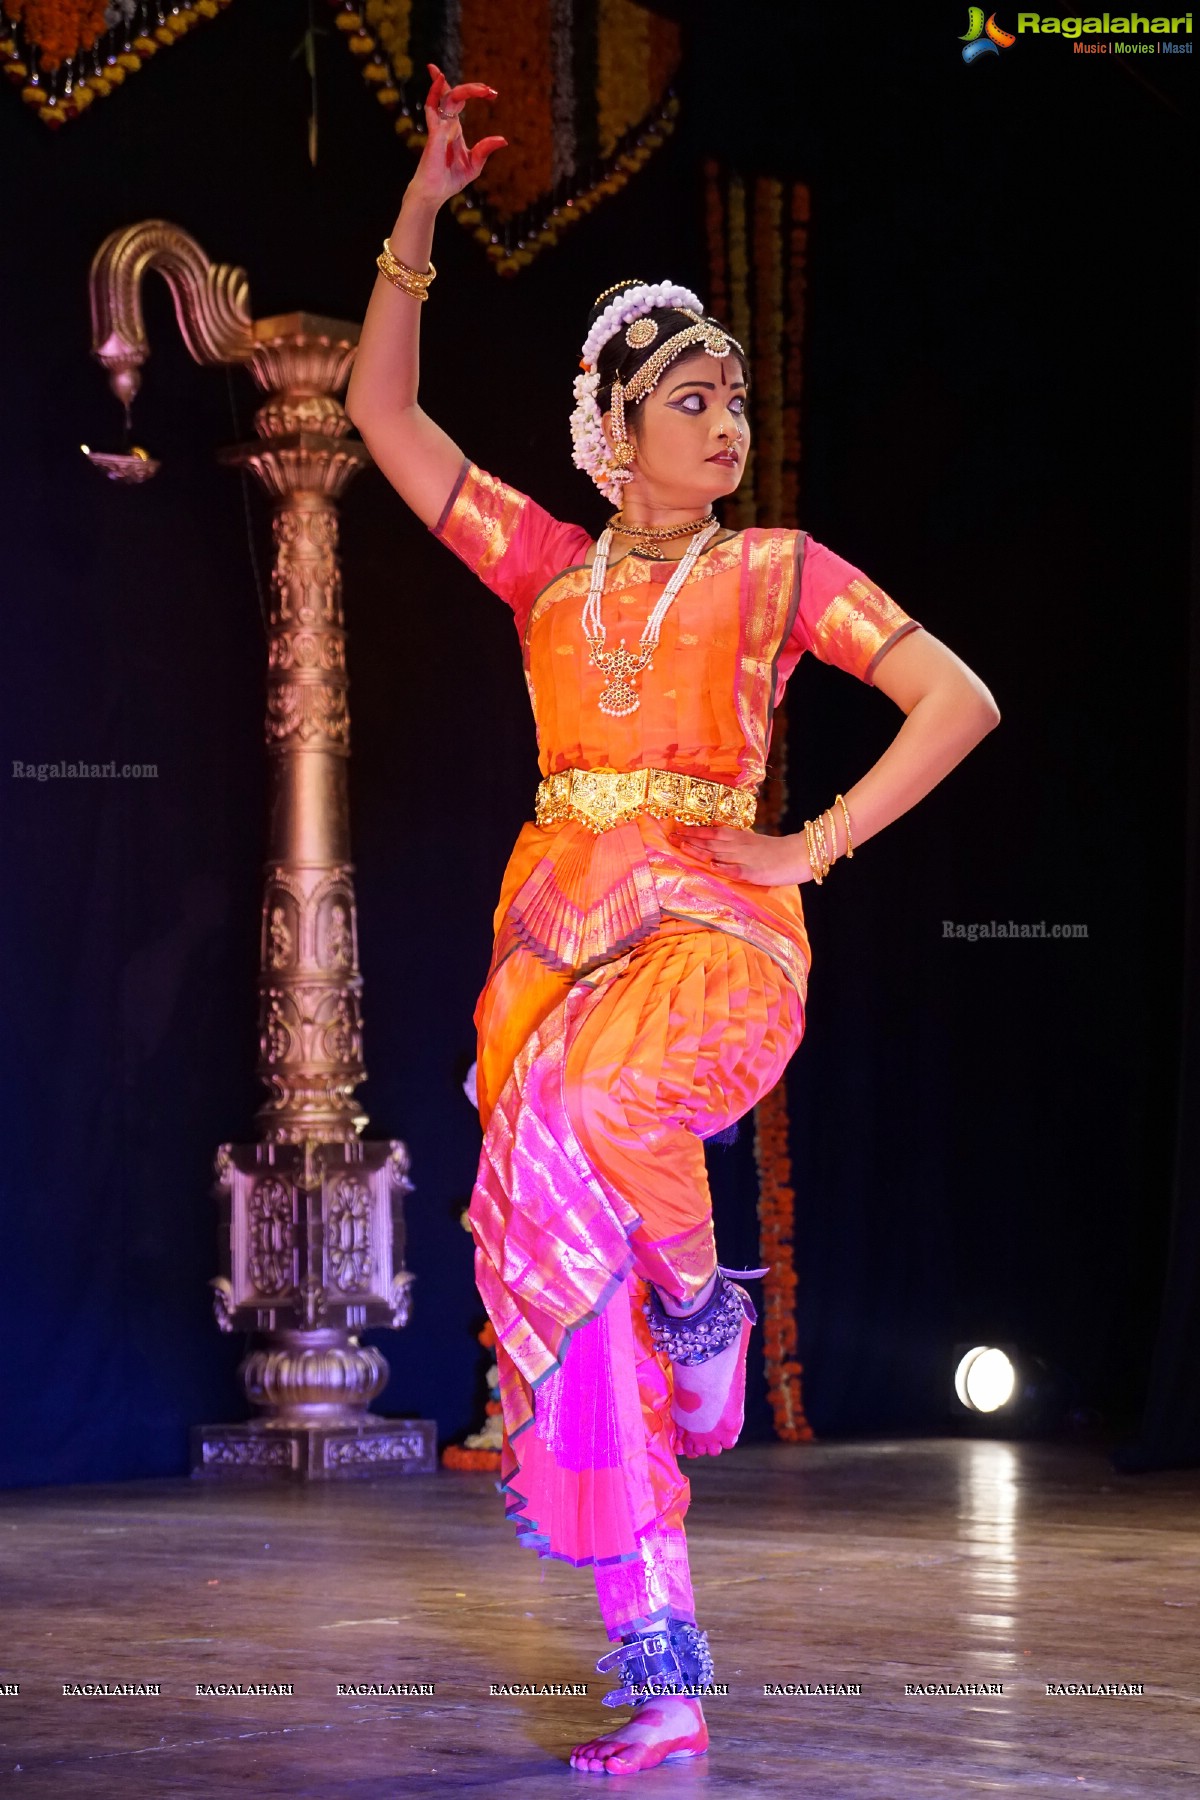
left=563, top=1021, right=717, bottom=1308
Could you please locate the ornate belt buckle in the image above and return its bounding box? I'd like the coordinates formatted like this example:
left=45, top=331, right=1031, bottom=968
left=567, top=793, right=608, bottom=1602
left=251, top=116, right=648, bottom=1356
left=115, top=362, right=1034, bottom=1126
left=568, top=766, right=650, bottom=833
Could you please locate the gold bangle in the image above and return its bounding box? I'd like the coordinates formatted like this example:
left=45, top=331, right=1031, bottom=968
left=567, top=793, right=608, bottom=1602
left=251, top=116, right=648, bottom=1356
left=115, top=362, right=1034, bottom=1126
left=804, top=819, right=822, bottom=885
left=377, top=260, right=432, bottom=299
left=381, top=237, right=435, bottom=283
left=377, top=237, right=436, bottom=299
left=812, top=813, right=830, bottom=880
left=824, top=806, right=838, bottom=867
left=835, top=792, right=854, bottom=859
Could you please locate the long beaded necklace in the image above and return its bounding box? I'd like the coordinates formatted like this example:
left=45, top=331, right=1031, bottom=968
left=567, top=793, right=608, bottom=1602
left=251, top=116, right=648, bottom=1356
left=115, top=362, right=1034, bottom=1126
left=581, top=521, right=720, bottom=717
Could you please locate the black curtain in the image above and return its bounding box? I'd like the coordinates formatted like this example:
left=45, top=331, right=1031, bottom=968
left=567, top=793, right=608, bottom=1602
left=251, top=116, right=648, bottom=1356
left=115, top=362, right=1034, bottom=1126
left=1115, top=225, right=1200, bottom=1473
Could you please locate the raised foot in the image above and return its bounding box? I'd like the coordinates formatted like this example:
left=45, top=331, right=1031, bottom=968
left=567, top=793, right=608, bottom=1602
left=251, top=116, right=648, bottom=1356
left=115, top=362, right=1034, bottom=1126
left=569, top=1697, right=708, bottom=1774
left=669, top=1309, right=753, bottom=1459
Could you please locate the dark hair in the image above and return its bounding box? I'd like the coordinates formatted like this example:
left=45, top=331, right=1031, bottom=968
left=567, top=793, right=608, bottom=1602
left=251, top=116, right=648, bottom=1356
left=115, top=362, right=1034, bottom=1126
left=587, top=289, right=750, bottom=432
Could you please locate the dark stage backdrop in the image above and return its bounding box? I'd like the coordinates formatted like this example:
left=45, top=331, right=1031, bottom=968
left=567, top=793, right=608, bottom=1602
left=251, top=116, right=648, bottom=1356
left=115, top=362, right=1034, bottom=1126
left=0, top=3, right=1193, bottom=1485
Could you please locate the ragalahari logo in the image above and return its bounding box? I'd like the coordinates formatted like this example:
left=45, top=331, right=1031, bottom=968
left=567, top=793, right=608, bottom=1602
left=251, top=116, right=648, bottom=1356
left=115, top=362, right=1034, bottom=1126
left=960, top=8, right=1017, bottom=60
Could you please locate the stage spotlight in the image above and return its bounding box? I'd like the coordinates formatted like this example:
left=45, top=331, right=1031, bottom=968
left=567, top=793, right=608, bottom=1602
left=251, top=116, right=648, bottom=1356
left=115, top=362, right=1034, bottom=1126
left=954, top=1345, right=1017, bottom=1413
left=951, top=1345, right=1085, bottom=1439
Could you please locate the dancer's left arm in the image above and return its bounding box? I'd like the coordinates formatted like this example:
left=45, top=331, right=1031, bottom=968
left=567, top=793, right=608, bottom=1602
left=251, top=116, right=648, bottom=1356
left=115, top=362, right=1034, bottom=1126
left=670, top=627, right=1000, bottom=884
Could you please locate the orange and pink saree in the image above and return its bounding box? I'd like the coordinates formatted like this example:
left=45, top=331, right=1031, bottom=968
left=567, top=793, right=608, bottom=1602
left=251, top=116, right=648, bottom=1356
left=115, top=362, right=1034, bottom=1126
left=430, top=459, right=921, bottom=1636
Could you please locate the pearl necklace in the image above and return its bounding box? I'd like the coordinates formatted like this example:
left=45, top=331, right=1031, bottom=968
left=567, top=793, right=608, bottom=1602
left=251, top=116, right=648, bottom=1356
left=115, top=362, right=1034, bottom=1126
left=581, top=521, right=720, bottom=717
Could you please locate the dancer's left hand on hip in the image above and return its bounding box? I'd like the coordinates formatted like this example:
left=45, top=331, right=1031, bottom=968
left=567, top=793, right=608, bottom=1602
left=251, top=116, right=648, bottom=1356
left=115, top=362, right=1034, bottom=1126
left=667, top=824, right=808, bottom=886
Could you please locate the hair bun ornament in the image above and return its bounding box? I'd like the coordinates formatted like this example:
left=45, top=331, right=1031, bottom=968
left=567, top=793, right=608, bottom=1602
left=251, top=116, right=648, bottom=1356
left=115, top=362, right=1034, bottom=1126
left=579, top=280, right=705, bottom=372
left=591, top=277, right=648, bottom=313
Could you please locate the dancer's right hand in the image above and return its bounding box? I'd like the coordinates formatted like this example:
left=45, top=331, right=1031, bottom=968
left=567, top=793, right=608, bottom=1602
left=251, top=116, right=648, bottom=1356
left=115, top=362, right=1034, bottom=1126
left=410, top=62, right=507, bottom=208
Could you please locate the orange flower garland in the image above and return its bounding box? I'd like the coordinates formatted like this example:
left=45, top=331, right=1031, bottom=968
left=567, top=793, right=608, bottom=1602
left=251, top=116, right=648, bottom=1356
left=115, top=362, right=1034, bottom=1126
left=1, top=0, right=230, bottom=126
left=441, top=1318, right=503, bottom=1472
left=644, top=4, right=676, bottom=114
left=752, top=1021, right=814, bottom=1442
left=460, top=0, right=554, bottom=227
left=723, top=171, right=756, bottom=530
left=751, top=176, right=784, bottom=528
left=2, top=0, right=109, bottom=72
left=781, top=184, right=809, bottom=528
left=702, top=157, right=729, bottom=331
left=596, top=0, right=649, bottom=158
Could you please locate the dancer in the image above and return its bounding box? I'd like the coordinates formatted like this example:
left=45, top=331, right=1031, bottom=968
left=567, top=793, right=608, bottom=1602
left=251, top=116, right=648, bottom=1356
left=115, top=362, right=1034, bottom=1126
left=345, top=65, right=1000, bottom=1777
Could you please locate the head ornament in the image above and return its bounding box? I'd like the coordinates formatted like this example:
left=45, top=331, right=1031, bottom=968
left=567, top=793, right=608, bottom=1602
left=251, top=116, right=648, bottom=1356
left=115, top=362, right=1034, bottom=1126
left=569, top=280, right=746, bottom=501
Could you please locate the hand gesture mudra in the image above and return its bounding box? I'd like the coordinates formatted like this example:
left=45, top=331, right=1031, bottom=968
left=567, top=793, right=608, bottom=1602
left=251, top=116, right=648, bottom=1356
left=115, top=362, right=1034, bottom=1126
left=413, top=62, right=507, bottom=207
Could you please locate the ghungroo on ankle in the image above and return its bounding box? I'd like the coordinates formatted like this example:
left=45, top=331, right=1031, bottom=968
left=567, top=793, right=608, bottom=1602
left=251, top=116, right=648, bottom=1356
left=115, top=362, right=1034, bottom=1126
left=595, top=1621, right=715, bottom=1708
left=644, top=1268, right=756, bottom=1367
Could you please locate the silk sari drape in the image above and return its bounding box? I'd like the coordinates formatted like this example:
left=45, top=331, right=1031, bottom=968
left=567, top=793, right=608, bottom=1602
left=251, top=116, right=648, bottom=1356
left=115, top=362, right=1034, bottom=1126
left=430, top=460, right=921, bottom=1585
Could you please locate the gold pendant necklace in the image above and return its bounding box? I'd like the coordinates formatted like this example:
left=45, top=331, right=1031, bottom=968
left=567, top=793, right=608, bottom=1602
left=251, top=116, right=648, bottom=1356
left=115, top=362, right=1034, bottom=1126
left=582, top=522, right=720, bottom=716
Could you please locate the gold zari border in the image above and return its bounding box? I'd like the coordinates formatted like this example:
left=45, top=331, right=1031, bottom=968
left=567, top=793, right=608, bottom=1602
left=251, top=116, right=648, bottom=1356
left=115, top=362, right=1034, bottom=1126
left=535, top=766, right=757, bottom=835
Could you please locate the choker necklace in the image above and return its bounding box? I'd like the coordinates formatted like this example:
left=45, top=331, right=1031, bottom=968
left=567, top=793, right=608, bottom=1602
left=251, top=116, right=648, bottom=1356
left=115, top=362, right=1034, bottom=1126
left=582, top=521, right=720, bottom=716
left=607, top=511, right=717, bottom=559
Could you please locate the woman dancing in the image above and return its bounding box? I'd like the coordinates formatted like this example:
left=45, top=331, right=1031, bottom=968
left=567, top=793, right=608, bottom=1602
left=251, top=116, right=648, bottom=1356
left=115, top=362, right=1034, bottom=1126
left=346, top=65, right=1000, bottom=1777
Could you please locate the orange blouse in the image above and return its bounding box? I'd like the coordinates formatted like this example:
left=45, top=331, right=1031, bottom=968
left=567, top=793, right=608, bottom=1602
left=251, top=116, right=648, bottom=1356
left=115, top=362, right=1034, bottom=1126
left=429, top=458, right=923, bottom=1009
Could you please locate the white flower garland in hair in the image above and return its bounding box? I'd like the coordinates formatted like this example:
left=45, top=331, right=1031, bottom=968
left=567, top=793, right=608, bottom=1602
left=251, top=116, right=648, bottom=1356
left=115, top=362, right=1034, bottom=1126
left=569, top=280, right=706, bottom=502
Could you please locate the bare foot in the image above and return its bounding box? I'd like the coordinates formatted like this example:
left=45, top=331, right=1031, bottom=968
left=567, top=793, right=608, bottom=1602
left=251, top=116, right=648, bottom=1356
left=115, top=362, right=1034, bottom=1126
left=569, top=1697, right=708, bottom=1773
left=656, top=1275, right=751, bottom=1458
left=670, top=1330, right=746, bottom=1453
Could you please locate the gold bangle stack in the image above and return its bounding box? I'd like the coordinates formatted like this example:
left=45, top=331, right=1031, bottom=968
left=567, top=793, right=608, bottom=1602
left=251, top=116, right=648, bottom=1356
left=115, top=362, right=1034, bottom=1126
left=376, top=237, right=436, bottom=300
left=803, top=792, right=855, bottom=885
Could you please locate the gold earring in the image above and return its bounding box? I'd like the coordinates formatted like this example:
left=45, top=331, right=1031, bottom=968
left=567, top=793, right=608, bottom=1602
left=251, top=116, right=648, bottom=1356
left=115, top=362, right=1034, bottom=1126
left=609, top=379, right=636, bottom=468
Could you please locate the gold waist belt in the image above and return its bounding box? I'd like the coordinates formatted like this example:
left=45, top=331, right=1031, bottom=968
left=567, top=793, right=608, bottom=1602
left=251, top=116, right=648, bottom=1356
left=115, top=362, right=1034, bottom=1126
left=535, top=765, right=757, bottom=835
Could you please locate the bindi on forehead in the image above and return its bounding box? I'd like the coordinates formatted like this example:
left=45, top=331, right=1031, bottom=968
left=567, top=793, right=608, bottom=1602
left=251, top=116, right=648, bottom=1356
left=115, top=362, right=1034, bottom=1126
left=698, top=355, right=736, bottom=385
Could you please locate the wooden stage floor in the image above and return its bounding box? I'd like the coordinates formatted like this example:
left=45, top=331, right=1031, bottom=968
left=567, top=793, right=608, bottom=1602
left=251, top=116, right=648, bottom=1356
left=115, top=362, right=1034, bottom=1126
left=1, top=1438, right=1196, bottom=1797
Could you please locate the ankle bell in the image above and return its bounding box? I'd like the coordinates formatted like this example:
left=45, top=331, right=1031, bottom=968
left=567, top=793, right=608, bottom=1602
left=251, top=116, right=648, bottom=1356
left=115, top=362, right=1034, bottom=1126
left=594, top=1620, right=715, bottom=1708
left=644, top=1268, right=756, bottom=1367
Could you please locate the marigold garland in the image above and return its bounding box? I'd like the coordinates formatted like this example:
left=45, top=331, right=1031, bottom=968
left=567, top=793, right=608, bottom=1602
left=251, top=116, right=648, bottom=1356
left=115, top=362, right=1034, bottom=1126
left=441, top=1317, right=503, bottom=1472
left=702, top=157, right=728, bottom=330
left=752, top=176, right=784, bottom=528
left=753, top=700, right=814, bottom=1443
left=328, top=0, right=681, bottom=275
left=722, top=170, right=756, bottom=530
left=1, top=0, right=231, bottom=126
left=460, top=0, right=554, bottom=225
left=596, top=0, right=648, bottom=158
left=781, top=183, right=809, bottom=526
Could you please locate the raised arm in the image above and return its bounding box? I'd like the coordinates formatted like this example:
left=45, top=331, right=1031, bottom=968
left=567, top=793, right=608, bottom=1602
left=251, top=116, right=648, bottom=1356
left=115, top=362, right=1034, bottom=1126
left=344, top=64, right=507, bottom=528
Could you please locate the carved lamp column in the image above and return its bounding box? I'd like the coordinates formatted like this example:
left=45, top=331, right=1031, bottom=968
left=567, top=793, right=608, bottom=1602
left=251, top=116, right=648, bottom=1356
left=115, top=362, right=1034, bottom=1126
left=89, top=221, right=435, bottom=1478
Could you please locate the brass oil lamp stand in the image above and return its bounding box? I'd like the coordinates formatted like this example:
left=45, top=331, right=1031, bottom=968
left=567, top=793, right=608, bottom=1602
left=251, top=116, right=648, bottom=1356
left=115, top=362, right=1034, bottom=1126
left=88, top=221, right=435, bottom=1477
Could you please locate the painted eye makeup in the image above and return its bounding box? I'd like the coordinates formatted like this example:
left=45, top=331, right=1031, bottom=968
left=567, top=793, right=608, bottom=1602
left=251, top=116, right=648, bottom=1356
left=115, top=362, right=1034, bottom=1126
left=671, top=391, right=748, bottom=414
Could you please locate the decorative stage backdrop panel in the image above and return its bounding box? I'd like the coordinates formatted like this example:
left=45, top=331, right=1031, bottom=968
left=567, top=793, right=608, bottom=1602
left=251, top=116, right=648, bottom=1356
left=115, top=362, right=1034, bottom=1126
left=331, top=0, right=682, bottom=273
left=0, top=0, right=682, bottom=276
